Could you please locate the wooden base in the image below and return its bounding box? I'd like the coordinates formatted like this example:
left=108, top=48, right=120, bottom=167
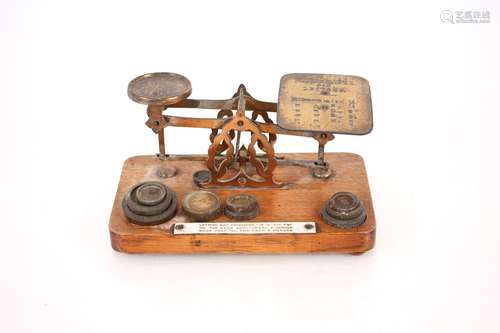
left=109, top=153, right=376, bottom=254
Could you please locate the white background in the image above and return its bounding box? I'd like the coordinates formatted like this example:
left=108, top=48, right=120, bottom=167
left=1, top=0, right=499, bottom=332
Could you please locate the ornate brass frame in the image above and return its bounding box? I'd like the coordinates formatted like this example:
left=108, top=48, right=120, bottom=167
left=127, top=72, right=375, bottom=188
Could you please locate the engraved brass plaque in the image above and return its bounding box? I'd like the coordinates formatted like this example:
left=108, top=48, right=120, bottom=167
left=277, top=73, right=373, bottom=134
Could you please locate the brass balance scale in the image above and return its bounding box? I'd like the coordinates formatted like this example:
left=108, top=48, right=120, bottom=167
left=109, top=72, right=375, bottom=254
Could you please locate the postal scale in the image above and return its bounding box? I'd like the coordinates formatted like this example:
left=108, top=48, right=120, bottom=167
left=109, top=72, right=376, bottom=254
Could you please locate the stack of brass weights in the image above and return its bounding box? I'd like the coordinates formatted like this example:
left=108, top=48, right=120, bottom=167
left=321, top=192, right=366, bottom=228
left=122, top=181, right=177, bottom=225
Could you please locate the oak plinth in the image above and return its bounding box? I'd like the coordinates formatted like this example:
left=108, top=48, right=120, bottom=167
left=109, top=153, right=376, bottom=254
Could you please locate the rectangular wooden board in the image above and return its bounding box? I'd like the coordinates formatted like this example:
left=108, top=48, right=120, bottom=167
left=109, top=153, right=376, bottom=254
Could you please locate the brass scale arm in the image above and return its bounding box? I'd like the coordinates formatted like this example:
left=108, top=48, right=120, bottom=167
left=159, top=90, right=335, bottom=177
left=158, top=92, right=335, bottom=181
left=140, top=83, right=335, bottom=183
left=128, top=73, right=368, bottom=183
left=163, top=96, right=328, bottom=140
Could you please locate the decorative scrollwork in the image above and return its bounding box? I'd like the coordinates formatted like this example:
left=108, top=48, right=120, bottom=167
left=203, top=115, right=280, bottom=188
left=251, top=110, right=277, bottom=149
left=209, top=109, right=235, bottom=155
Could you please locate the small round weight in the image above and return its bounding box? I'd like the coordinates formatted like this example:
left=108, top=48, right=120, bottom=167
left=193, top=170, right=211, bottom=186
left=135, top=182, right=167, bottom=206
left=224, top=194, right=259, bottom=220
left=156, top=166, right=177, bottom=178
left=330, top=192, right=359, bottom=211
left=182, top=191, right=221, bottom=222
left=321, top=192, right=367, bottom=229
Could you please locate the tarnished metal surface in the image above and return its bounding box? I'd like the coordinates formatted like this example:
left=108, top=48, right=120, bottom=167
left=126, top=72, right=373, bottom=189
left=128, top=72, right=192, bottom=106
left=312, top=165, right=333, bottom=179
left=182, top=190, right=221, bottom=222
left=122, top=181, right=177, bottom=225
left=321, top=192, right=366, bottom=229
left=277, top=73, right=373, bottom=134
left=193, top=170, right=211, bottom=186
left=135, top=182, right=167, bottom=205
left=125, top=184, right=172, bottom=216
left=224, top=194, right=260, bottom=220
left=156, top=165, right=177, bottom=178
left=204, top=86, right=280, bottom=188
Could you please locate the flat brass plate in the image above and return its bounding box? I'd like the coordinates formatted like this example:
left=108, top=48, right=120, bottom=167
left=277, top=73, right=373, bottom=134
left=128, top=72, right=192, bottom=106
left=172, top=222, right=317, bottom=235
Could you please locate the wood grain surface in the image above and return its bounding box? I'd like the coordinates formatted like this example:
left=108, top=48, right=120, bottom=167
left=109, top=153, right=376, bottom=254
